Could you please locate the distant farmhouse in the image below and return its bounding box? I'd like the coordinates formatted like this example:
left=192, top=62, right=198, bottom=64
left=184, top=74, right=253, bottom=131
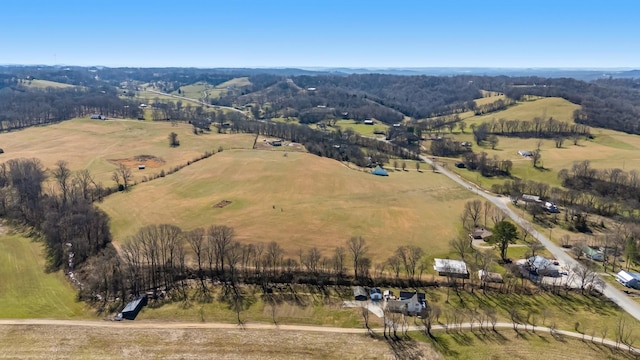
left=469, top=227, right=493, bottom=242
left=526, top=256, right=560, bottom=277
left=90, top=114, right=107, bottom=120
left=385, top=293, right=425, bottom=315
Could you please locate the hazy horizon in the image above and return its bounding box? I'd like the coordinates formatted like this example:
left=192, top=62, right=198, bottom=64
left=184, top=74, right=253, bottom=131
left=1, top=0, right=639, bottom=68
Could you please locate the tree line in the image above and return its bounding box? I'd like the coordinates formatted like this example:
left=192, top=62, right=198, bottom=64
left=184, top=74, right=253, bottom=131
left=0, top=158, right=112, bottom=270
left=0, top=85, right=141, bottom=132
left=472, top=117, right=591, bottom=142
left=227, top=119, right=418, bottom=167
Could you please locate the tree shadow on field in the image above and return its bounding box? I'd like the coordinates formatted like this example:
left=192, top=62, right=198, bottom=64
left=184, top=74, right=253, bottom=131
left=384, top=336, right=425, bottom=360
left=427, top=334, right=458, bottom=358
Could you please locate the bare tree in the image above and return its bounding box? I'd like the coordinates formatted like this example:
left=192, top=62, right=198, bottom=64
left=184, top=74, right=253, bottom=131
left=112, top=163, right=132, bottom=190
left=347, top=236, right=368, bottom=280
left=208, top=225, right=234, bottom=275
left=184, top=228, right=208, bottom=296
left=387, top=254, right=403, bottom=280
left=571, top=263, right=598, bottom=295
left=450, top=236, right=474, bottom=262
left=333, top=246, right=346, bottom=277
left=463, top=200, right=483, bottom=228
left=168, top=132, right=180, bottom=147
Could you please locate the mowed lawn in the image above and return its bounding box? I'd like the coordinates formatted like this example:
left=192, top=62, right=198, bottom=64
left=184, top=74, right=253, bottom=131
left=99, top=149, right=477, bottom=260
left=0, top=118, right=256, bottom=184
left=0, top=232, right=91, bottom=319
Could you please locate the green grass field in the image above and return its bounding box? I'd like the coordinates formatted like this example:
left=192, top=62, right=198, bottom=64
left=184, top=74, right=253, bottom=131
left=464, top=97, right=580, bottom=127
left=99, top=149, right=477, bottom=259
left=0, top=231, right=91, bottom=319
left=0, top=118, right=256, bottom=185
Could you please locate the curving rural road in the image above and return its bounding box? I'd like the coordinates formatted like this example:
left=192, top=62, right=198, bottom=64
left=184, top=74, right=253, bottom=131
left=146, top=89, right=246, bottom=115
left=420, top=155, right=640, bottom=322
left=0, top=319, right=637, bottom=354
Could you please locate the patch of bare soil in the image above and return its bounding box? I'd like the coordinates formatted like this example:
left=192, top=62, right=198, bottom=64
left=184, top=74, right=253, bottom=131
left=213, top=200, right=232, bottom=208
left=109, top=154, right=166, bottom=168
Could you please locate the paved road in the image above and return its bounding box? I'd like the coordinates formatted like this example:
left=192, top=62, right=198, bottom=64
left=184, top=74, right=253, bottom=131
left=0, top=319, right=637, bottom=354
left=420, top=155, right=640, bottom=321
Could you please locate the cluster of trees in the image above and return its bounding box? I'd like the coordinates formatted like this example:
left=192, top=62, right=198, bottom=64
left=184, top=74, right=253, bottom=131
left=0, top=86, right=141, bottom=132
left=461, top=152, right=513, bottom=177
left=471, top=118, right=590, bottom=143
left=559, top=161, right=640, bottom=205
left=473, top=97, right=515, bottom=115
left=227, top=119, right=417, bottom=167
left=505, top=77, right=640, bottom=135
left=429, top=138, right=472, bottom=157
left=0, top=159, right=112, bottom=269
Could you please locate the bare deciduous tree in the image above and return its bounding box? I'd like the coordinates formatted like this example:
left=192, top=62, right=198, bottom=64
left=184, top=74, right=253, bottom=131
left=347, top=236, right=368, bottom=280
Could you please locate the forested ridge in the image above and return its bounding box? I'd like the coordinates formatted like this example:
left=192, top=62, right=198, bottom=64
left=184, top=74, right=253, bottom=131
left=2, top=66, right=640, bottom=134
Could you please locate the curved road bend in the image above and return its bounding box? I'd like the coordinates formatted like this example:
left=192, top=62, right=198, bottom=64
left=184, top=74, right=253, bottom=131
left=0, top=319, right=637, bottom=354
left=420, top=155, right=640, bottom=321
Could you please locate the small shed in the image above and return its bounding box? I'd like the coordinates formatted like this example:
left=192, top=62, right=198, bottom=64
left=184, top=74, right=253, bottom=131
left=434, top=258, right=469, bottom=279
left=371, top=166, right=389, bottom=176
left=119, top=296, right=148, bottom=320
left=138, top=165, right=146, bottom=170
left=616, top=270, right=640, bottom=289
left=522, top=194, right=541, bottom=203
left=363, top=120, right=374, bottom=125
left=469, top=227, right=493, bottom=241
left=353, top=286, right=368, bottom=301
left=478, top=270, right=504, bottom=283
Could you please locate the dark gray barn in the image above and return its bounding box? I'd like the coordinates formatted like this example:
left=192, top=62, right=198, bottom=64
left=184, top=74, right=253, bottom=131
left=119, top=296, right=148, bottom=320
left=353, top=286, right=368, bottom=301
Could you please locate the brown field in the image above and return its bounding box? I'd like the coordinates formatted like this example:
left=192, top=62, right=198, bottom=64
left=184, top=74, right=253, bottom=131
left=0, top=325, right=438, bottom=360
left=0, top=118, right=256, bottom=185
left=99, top=149, right=477, bottom=260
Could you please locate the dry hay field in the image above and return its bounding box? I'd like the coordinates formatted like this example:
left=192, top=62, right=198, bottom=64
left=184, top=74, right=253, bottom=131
left=0, top=118, right=256, bottom=185
left=444, top=97, right=640, bottom=187
left=0, top=325, right=439, bottom=360
left=430, top=330, right=635, bottom=360
left=99, top=149, right=476, bottom=260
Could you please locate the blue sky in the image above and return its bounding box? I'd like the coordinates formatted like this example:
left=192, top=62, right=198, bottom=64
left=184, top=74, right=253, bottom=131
left=0, top=0, right=638, bottom=68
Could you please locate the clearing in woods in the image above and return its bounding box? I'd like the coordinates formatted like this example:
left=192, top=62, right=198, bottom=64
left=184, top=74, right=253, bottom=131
left=21, top=79, right=76, bottom=89
left=0, top=118, right=256, bottom=184
left=0, top=230, right=91, bottom=319
left=99, top=149, right=476, bottom=260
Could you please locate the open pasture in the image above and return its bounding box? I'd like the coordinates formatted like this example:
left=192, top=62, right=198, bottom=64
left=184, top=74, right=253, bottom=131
left=0, top=230, right=91, bottom=319
left=334, top=119, right=389, bottom=137
left=0, top=118, right=255, bottom=185
left=99, top=149, right=476, bottom=259
left=463, top=97, right=580, bottom=127
left=22, top=79, right=76, bottom=89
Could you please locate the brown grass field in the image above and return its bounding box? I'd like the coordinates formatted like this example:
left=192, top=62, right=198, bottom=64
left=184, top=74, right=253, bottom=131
left=439, top=97, right=640, bottom=187
left=0, top=118, right=256, bottom=185
left=0, top=325, right=439, bottom=360
left=98, top=149, right=476, bottom=259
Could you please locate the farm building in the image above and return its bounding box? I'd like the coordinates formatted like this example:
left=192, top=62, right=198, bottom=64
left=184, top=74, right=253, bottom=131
left=399, top=291, right=425, bottom=302
left=385, top=293, right=425, bottom=315
left=369, top=287, right=383, bottom=301
left=469, top=227, right=493, bottom=241
left=363, top=119, right=374, bottom=125
left=434, top=259, right=469, bottom=278
left=371, top=166, right=389, bottom=176
left=478, top=270, right=503, bottom=283
left=577, top=243, right=604, bottom=262
left=353, top=286, right=368, bottom=301
left=521, top=194, right=541, bottom=203
left=119, top=296, right=148, bottom=320
left=90, top=114, right=106, bottom=120
left=526, top=256, right=560, bottom=277
left=518, top=150, right=532, bottom=157
left=383, top=290, right=394, bottom=300
left=544, top=201, right=560, bottom=213
left=616, top=270, right=640, bottom=289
